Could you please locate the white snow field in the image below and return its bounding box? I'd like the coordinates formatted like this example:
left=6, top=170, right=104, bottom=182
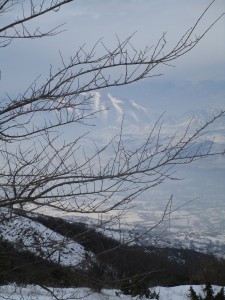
left=0, top=208, right=91, bottom=267
left=0, top=284, right=223, bottom=300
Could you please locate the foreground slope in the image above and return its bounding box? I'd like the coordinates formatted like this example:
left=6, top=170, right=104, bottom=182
left=0, top=208, right=91, bottom=267
left=0, top=284, right=223, bottom=300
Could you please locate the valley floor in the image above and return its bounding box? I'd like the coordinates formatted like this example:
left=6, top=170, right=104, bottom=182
left=0, top=284, right=223, bottom=300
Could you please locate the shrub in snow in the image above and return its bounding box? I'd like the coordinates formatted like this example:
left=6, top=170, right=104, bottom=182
left=120, top=278, right=159, bottom=299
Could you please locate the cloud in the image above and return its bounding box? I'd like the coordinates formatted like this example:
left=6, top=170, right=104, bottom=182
left=100, top=104, right=108, bottom=119
left=129, top=99, right=148, bottom=113
left=93, top=91, right=101, bottom=111
left=128, top=110, right=139, bottom=122
left=91, top=91, right=108, bottom=119
left=108, top=93, right=124, bottom=115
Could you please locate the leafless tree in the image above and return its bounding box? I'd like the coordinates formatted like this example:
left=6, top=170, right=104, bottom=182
left=0, top=0, right=224, bottom=295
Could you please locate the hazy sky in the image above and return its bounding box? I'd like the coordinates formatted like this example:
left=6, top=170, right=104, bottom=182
left=1, top=0, right=225, bottom=228
left=1, top=0, right=225, bottom=101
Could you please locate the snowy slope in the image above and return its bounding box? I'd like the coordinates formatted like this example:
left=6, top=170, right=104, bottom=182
left=0, top=284, right=223, bottom=300
left=0, top=208, right=91, bottom=267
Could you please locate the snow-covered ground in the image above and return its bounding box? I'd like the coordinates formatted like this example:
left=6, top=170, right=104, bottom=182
left=0, top=208, right=92, bottom=267
left=0, top=284, right=223, bottom=300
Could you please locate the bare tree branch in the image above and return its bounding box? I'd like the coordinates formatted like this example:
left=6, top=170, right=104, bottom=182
left=0, top=1, right=224, bottom=294
left=0, top=0, right=75, bottom=46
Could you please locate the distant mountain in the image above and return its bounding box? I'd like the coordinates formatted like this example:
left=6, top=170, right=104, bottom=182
left=88, top=91, right=224, bottom=141
left=89, top=90, right=223, bottom=123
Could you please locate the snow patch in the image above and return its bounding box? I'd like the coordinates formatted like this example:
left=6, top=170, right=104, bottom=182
left=0, top=208, right=90, bottom=267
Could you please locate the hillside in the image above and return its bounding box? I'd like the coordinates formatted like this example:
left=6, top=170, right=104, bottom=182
left=0, top=208, right=91, bottom=268
left=1, top=208, right=225, bottom=293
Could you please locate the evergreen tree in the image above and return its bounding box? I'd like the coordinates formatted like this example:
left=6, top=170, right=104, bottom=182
left=215, top=287, right=225, bottom=300
left=189, top=286, right=200, bottom=300
left=203, top=283, right=214, bottom=300
left=189, top=285, right=225, bottom=300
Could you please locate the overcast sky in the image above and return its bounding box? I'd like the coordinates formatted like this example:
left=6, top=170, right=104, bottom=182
left=1, top=0, right=225, bottom=226
left=1, top=0, right=225, bottom=100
